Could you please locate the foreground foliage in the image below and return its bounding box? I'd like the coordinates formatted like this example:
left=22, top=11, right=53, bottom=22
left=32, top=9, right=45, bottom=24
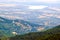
left=0, top=25, right=60, bottom=40
left=10, top=25, right=60, bottom=40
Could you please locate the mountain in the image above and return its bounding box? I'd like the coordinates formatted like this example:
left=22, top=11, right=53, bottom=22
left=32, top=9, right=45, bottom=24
left=9, top=25, right=60, bottom=40
left=0, top=17, right=44, bottom=37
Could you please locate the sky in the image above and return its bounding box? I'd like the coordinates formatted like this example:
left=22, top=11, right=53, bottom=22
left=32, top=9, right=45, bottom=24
left=0, top=0, right=60, bottom=18
left=0, top=0, right=59, bottom=7
left=0, top=0, right=60, bottom=3
left=0, top=0, right=59, bottom=8
left=0, top=0, right=60, bottom=26
left=28, top=5, right=48, bottom=9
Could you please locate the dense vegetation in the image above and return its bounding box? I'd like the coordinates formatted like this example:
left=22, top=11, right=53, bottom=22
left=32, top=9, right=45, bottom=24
left=9, top=25, right=60, bottom=40
left=0, top=25, right=60, bottom=40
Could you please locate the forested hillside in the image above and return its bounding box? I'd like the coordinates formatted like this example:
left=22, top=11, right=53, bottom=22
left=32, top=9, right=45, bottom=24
left=9, top=25, right=60, bottom=40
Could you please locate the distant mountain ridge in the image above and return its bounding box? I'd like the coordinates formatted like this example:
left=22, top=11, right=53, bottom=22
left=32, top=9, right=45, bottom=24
left=0, top=17, right=44, bottom=37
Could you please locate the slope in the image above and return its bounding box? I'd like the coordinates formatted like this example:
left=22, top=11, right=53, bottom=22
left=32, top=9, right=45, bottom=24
left=10, top=25, right=60, bottom=40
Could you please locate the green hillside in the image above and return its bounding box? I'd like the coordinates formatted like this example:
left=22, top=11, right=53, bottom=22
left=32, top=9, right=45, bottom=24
left=0, top=17, right=44, bottom=37
left=9, top=25, right=60, bottom=40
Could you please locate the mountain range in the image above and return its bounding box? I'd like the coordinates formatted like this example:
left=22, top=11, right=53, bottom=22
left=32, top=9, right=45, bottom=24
left=0, top=17, right=45, bottom=37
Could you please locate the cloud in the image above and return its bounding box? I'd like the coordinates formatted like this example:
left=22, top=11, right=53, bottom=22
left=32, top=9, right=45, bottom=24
left=0, top=15, right=23, bottom=19
left=38, top=13, right=54, bottom=18
left=2, top=11, right=28, bottom=15
left=13, top=11, right=27, bottom=14
left=55, top=15, right=60, bottom=18
left=0, top=0, right=26, bottom=2
left=38, top=15, right=46, bottom=18
left=43, top=13, right=54, bottom=17
left=38, top=13, right=60, bottom=19
left=28, top=5, right=48, bottom=9
left=48, top=7, right=60, bottom=11
left=0, top=4, right=16, bottom=7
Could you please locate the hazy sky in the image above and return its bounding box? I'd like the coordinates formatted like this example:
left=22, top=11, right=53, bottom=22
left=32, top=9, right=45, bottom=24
left=0, top=0, right=60, bottom=3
